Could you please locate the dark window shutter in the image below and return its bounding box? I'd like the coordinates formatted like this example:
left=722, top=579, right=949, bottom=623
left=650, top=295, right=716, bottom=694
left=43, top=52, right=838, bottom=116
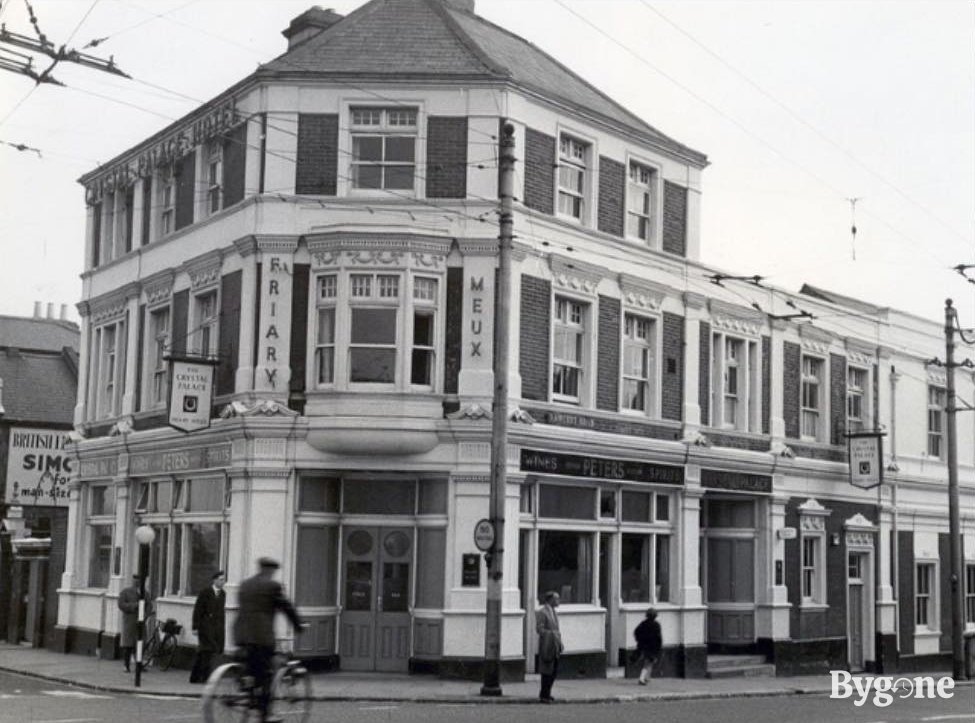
left=141, top=177, right=152, bottom=245
left=830, top=353, right=847, bottom=445
left=295, top=114, right=338, bottom=195
left=171, top=289, right=189, bottom=356
left=222, top=124, right=247, bottom=208
left=124, top=187, right=135, bottom=253
left=444, top=267, right=463, bottom=394
left=216, top=271, right=241, bottom=396
left=91, top=202, right=102, bottom=268
left=783, top=341, right=801, bottom=439
left=897, top=531, right=914, bottom=655
left=699, top=321, right=711, bottom=425
left=426, top=116, right=467, bottom=199
left=596, top=296, right=620, bottom=411
left=135, top=304, right=146, bottom=412
left=872, top=362, right=879, bottom=429
left=662, top=181, right=688, bottom=256
left=289, top=264, right=310, bottom=412
left=597, top=157, right=625, bottom=237
left=762, top=336, right=771, bottom=434
left=523, top=128, right=555, bottom=215
left=174, top=151, right=196, bottom=231
left=661, top=312, right=684, bottom=421
left=938, top=533, right=952, bottom=651
left=519, top=274, right=551, bottom=401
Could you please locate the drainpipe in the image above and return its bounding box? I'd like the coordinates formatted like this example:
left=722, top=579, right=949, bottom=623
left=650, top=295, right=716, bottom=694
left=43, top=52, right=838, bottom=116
left=889, top=364, right=900, bottom=651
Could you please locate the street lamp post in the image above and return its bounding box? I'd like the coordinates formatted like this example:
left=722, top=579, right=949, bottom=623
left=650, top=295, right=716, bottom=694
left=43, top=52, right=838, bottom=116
left=133, top=525, right=155, bottom=688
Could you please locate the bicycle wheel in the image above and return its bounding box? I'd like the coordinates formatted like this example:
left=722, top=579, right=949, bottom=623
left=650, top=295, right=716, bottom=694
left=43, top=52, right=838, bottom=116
left=270, top=663, right=311, bottom=723
left=142, top=632, right=159, bottom=669
left=157, top=634, right=178, bottom=671
left=202, top=662, right=250, bottom=723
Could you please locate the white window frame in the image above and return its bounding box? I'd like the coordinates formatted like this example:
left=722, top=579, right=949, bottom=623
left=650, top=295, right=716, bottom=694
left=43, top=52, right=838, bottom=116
left=927, top=385, right=946, bottom=458
left=965, top=563, right=975, bottom=626
left=147, top=305, right=171, bottom=409
left=620, top=312, right=657, bottom=415
left=800, top=534, right=826, bottom=604
left=93, top=319, right=126, bottom=420
left=206, top=141, right=223, bottom=216
left=192, top=291, right=219, bottom=358
left=315, top=274, right=337, bottom=386
left=847, top=365, right=869, bottom=433
left=557, top=133, right=589, bottom=223
left=159, top=165, right=176, bottom=238
left=85, top=484, right=115, bottom=589
left=626, top=160, right=657, bottom=243
left=102, top=191, right=116, bottom=264
left=915, top=561, right=938, bottom=631
left=348, top=106, right=419, bottom=195
left=711, top=332, right=761, bottom=432
left=410, top=276, right=438, bottom=388
left=552, top=295, right=589, bottom=405
left=801, top=354, right=825, bottom=442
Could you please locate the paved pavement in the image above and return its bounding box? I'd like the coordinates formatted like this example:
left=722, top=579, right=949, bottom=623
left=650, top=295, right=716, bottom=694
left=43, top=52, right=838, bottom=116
left=0, top=643, right=966, bottom=704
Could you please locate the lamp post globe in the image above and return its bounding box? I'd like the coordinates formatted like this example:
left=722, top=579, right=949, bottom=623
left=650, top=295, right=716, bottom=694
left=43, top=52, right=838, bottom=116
left=133, top=524, right=155, bottom=688
left=135, top=525, right=155, bottom=546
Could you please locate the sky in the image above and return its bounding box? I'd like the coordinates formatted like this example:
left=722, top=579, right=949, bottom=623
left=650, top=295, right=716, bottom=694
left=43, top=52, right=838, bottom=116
left=0, top=0, right=972, bottom=324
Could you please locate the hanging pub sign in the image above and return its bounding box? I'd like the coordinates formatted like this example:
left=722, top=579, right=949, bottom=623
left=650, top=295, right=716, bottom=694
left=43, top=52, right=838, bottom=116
left=167, top=357, right=218, bottom=433
left=847, top=431, right=885, bottom=489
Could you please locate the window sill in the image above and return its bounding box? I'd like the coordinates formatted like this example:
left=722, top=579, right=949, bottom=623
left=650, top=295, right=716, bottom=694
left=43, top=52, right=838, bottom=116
left=799, top=601, right=829, bottom=611
left=914, top=627, right=941, bottom=638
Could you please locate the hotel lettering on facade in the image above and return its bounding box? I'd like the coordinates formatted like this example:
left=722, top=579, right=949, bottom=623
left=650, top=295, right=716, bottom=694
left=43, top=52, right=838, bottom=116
left=60, top=0, right=975, bottom=678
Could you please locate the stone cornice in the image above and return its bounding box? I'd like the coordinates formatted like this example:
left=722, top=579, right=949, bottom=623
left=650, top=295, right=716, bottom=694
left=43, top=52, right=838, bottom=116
left=549, top=254, right=605, bottom=296
left=456, top=238, right=500, bottom=257
left=255, top=235, right=300, bottom=254
left=307, top=234, right=453, bottom=270
left=844, top=338, right=877, bottom=365
left=926, top=366, right=947, bottom=386
left=143, top=270, right=176, bottom=308
left=619, top=274, right=670, bottom=311
left=182, top=249, right=224, bottom=291
left=233, top=235, right=258, bottom=258
left=81, top=282, right=140, bottom=322
left=709, top=299, right=765, bottom=338
left=799, top=325, right=834, bottom=355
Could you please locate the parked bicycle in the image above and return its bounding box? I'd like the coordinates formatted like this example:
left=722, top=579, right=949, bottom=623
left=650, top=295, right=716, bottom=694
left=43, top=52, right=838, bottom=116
left=201, top=641, right=311, bottom=723
left=142, top=614, right=181, bottom=672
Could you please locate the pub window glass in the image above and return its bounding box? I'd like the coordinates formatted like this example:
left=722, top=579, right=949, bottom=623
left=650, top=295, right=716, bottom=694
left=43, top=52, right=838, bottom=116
left=537, top=530, right=593, bottom=604
left=538, top=485, right=596, bottom=520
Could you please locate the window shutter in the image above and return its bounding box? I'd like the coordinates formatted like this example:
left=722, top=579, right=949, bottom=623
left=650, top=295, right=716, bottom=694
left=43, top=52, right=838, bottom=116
left=597, top=157, right=625, bottom=237
left=295, top=114, right=338, bottom=195
left=519, top=274, right=551, bottom=401
left=141, top=177, right=152, bottom=245
left=783, top=341, right=801, bottom=439
left=830, top=353, right=846, bottom=445
left=171, top=289, right=189, bottom=356
left=426, top=116, right=467, bottom=199
left=897, top=531, right=914, bottom=655
left=762, top=335, right=771, bottom=434
left=289, top=264, right=310, bottom=413
left=91, top=202, right=102, bottom=268
left=135, top=304, right=145, bottom=412
left=222, top=124, right=247, bottom=208
left=699, top=321, right=711, bottom=425
left=444, top=267, right=463, bottom=395
left=938, top=533, right=951, bottom=651
left=174, top=151, right=196, bottom=231
left=596, top=295, right=620, bottom=411
left=523, top=128, right=555, bottom=215
left=661, top=312, right=684, bottom=421
left=662, top=180, right=687, bottom=256
left=124, top=187, right=135, bottom=254
left=216, top=270, right=241, bottom=396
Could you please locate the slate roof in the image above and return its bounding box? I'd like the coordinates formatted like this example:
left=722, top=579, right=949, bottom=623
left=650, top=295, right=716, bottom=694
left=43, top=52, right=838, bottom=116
left=260, top=0, right=707, bottom=165
left=0, top=316, right=79, bottom=425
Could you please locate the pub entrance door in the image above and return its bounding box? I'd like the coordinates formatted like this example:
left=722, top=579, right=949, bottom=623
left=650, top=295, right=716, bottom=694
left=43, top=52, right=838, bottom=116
left=703, top=499, right=756, bottom=647
left=339, top=526, right=413, bottom=672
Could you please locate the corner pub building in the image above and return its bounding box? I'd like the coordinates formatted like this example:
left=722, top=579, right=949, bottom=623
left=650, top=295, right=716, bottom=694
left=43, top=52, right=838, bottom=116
left=58, top=0, right=975, bottom=680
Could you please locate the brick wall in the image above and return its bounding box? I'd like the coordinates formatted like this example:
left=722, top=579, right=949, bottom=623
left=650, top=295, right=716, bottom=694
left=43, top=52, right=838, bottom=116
left=426, top=116, right=468, bottom=198
left=295, top=114, right=339, bottom=195
left=830, top=353, right=847, bottom=445
left=174, top=151, right=196, bottom=231
left=661, top=312, right=684, bottom=421
left=762, top=336, right=771, bottom=434
left=783, top=341, right=801, bottom=439
left=597, top=156, right=625, bottom=237
left=596, top=296, right=620, bottom=411
left=523, top=128, right=555, bottom=215
left=444, top=268, right=463, bottom=395
left=519, top=275, right=551, bottom=401
left=222, top=123, right=247, bottom=207
left=699, top=321, right=711, bottom=425
left=662, top=181, right=687, bottom=256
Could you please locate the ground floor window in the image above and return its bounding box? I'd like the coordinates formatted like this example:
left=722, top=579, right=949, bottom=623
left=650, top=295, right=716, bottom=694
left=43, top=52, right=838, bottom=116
left=143, top=520, right=226, bottom=598
left=620, top=533, right=670, bottom=603
left=915, top=562, right=935, bottom=628
left=538, top=530, right=592, bottom=604
left=87, top=524, right=113, bottom=588
left=295, top=525, right=339, bottom=606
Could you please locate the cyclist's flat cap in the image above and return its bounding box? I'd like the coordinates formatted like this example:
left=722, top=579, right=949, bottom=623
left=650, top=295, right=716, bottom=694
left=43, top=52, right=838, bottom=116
left=258, top=557, right=280, bottom=569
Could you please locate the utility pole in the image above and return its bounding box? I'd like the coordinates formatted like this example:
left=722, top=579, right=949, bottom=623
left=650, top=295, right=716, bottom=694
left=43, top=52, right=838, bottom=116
left=481, top=121, right=516, bottom=697
left=943, top=298, right=968, bottom=681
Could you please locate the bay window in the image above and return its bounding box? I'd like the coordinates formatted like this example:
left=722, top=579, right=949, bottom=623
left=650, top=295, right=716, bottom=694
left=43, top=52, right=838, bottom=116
left=350, top=107, right=417, bottom=191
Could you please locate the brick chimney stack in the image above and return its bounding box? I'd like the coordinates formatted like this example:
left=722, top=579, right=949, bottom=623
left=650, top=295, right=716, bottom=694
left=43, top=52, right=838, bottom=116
left=282, top=6, right=344, bottom=50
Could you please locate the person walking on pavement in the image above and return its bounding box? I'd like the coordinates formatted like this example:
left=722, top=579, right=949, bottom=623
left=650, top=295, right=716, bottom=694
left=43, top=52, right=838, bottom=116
left=535, top=590, right=563, bottom=703
left=189, top=570, right=226, bottom=683
left=633, top=607, right=662, bottom=685
left=232, top=558, right=304, bottom=723
left=117, top=574, right=143, bottom=674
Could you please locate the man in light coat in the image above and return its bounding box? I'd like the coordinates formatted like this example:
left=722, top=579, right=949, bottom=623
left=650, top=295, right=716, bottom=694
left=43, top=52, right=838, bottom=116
left=535, top=590, right=563, bottom=703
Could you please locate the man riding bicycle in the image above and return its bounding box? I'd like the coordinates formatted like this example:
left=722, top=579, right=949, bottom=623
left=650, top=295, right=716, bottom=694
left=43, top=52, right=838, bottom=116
left=232, top=558, right=304, bottom=723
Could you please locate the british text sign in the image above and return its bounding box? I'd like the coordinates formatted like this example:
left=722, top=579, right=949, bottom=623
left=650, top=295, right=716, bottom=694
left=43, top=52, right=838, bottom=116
left=4, top=427, right=73, bottom=506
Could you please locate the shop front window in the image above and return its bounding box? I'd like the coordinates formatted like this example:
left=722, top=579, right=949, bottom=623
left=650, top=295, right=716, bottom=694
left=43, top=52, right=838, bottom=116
left=538, top=530, right=593, bottom=604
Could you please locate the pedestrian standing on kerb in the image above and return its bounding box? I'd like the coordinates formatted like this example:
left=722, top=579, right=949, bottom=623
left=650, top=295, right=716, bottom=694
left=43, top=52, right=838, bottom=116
left=535, top=590, right=563, bottom=703
left=189, top=570, right=226, bottom=683
left=117, top=574, right=142, bottom=674
left=633, top=607, right=662, bottom=685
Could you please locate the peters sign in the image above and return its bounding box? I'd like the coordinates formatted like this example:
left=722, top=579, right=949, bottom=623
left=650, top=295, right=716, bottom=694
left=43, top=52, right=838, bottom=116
left=4, top=427, right=73, bottom=507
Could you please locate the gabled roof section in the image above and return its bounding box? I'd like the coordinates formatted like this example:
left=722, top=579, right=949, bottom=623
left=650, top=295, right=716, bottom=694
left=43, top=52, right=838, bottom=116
left=799, top=283, right=888, bottom=317
left=260, top=0, right=706, bottom=166
left=0, top=315, right=80, bottom=354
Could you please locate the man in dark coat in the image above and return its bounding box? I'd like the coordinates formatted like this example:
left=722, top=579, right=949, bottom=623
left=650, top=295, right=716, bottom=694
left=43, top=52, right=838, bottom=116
left=233, top=558, right=303, bottom=723
left=189, top=571, right=226, bottom=683
left=535, top=590, right=563, bottom=703
left=633, top=607, right=662, bottom=685
left=117, top=575, right=142, bottom=673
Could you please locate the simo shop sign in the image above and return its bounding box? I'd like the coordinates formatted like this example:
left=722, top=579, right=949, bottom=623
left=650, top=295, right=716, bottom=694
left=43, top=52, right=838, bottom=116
left=5, top=427, right=73, bottom=507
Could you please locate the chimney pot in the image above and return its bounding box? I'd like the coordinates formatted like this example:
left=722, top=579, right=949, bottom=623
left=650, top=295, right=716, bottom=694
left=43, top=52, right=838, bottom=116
left=60, top=303, right=68, bottom=321
left=34, top=301, right=42, bottom=318
left=47, top=302, right=55, bottom=319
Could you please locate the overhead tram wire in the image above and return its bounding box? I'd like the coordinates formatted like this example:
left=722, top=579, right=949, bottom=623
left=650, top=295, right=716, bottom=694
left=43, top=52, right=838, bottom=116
left=551, top=0, right=962, bottom=272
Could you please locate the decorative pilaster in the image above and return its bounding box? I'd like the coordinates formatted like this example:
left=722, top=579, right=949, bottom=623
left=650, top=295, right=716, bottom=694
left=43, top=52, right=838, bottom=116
left=253, top=238, right=299, bottom=400
left=681, top=292, right=707, bottom=433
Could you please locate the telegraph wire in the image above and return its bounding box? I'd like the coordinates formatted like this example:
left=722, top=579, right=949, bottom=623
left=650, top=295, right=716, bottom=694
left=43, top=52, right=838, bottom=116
left=82, top=0, right=200, bottom=49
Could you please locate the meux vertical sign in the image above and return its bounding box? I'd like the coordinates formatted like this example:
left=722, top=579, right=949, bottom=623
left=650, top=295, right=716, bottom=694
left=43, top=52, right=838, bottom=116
left=4, top=427, right=73, bottom=506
